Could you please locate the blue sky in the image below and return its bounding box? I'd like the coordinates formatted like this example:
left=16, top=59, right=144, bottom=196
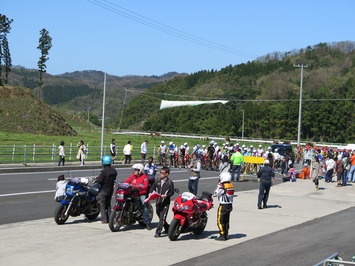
left=2, top=0, right=355, bottom=76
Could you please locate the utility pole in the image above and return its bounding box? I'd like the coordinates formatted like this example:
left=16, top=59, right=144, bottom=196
left=86, top=107, right=91, bottom=123
left=242, top=109, right=245, bottom=139
left=293, top=64, right=308, bottom=147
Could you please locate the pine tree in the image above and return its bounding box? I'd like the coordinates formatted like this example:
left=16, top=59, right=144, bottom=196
left=0, top=14, right=13, bottom=86
left=37, top=28, right=52, bottom=89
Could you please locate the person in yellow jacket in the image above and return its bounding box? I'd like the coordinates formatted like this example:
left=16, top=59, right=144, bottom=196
left=230, top=148, right=244, bottom=182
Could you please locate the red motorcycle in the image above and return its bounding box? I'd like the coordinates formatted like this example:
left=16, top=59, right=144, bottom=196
left=168, top=191, right=213, bottom=241
left=109, top=183, right=153, bottom=232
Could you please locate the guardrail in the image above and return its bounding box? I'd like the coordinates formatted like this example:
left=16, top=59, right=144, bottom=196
left=113, top=130, right=346, bottom=148
left=0, top=145, right=158, bottom=164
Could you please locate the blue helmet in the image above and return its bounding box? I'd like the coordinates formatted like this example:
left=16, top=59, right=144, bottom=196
left=102, top=155, right=113, bottom=166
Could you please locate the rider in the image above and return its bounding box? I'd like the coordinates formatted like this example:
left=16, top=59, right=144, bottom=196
left=207, top=141, right=215, bottom=170
left=95, top=155, right=117, bottom=224
left=124, top=164, right=152, bottom=230
left=213, top=172, right=235, bottom=241
left=158, top=141, right=167, bottom=166
left=168, top=142, right=176, bottom=167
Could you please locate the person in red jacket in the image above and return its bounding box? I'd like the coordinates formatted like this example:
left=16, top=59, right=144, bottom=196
left=124, top=164, right=152, bottom=230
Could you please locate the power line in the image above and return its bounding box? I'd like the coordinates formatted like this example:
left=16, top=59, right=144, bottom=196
left=87, top=0, right=259, bottom=58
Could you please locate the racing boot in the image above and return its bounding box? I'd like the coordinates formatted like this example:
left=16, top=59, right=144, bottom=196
left=215, top=234, right=226, bottom=241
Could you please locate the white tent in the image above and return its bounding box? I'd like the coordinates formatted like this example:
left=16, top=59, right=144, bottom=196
left=160, top=100, right=228, bottom=110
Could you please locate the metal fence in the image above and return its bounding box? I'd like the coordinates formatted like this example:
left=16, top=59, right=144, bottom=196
left=0, top=144, right=159, bottom=164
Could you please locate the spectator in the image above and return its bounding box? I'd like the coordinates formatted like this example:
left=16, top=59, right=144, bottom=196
left=347, top=151, right=355, bottom=183
left=76, top=140, right=87, bottom=166
left=141, top=140, right=148, bottom=163
left=54, top=175, right=67, bottom=202
left=58, top=141, right=65, bottom=166
left=149, top=167, right=174, bottom=237
left=123, top=140, right=132, bottom=164
left=325, top=156, right=335, bottom=183
left=110, top=139, right=116, bottom=163
left=335, top=155, right=344, bottom=187
left=188, top=154, right=201, bottom=195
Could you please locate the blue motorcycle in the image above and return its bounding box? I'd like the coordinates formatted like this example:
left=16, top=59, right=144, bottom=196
left=54, top=176, right=100, bottom=225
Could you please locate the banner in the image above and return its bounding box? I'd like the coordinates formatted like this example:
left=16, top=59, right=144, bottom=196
left=160, top=100, right=228, bottom=110
left=243, top=156, right=265, bottom=164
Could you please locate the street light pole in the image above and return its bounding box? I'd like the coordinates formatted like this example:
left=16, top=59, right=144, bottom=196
left=293, top=64, right=308, bottom=147
left=100, top=73, right=106, bottom=159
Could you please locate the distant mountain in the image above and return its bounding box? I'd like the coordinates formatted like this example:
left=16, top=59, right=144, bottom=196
left=7, top=68, right=185, bottom=127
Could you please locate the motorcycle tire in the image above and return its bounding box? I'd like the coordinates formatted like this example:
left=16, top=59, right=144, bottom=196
left=54, top=204, right=69, bottom=225
left=109, top=209, right=124, bottom=232
left=138, top=203, right=154, bottom=227
left=85, top=202, right=100, bottom=220
left=168, top=218, right=182, bottom=241
left=192, top=211, right=207, bottom=235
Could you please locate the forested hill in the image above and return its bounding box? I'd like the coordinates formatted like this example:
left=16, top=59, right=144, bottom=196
left=120, top=42, right=355, bottom=143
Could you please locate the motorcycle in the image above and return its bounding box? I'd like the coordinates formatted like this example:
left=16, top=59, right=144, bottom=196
left=54, top=176, right=100, bottom=225
left=168, top=191, right=213, bottom=241
left=109, top=183, right=153, bottom=232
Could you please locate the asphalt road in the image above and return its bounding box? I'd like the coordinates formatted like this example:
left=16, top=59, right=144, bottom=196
left=175, top=206, right=355, bottom=265
left=0, top=167, right=268, bottom=225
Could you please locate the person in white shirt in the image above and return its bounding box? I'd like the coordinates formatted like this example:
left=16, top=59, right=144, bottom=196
left=123, top=140, right=132, bottom=164
left=325, top=156, right=335, bottom=183
left=54, top=175, right=67, bottom=201
left=141, top=140, right=148, bottom=163
left=58, top=141, right=65, bottom=166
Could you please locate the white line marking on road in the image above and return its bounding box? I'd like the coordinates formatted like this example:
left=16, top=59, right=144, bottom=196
left=0, top=190, right=55, bottom=197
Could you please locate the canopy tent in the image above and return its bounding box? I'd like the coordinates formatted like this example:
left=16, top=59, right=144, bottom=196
left=160, top=100, right=228, bottom=110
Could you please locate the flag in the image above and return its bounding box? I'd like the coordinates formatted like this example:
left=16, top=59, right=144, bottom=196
left=144, top=191, right=162, bottom=203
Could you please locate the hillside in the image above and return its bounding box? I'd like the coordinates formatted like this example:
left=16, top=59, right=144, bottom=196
left=0, top=86, right=77, bottom=136
left=120, top=41, right=355, bottom=143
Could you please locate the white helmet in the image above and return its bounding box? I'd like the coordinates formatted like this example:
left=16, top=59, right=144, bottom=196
left=184, top=142, right=188, bottom=146
left=161, top=141, right=165, bottom=144
left=169, top=142, right=173, bottom=145
left=268, top=147, right=271, bottom=150
left=220, top=172, right=231, bottom=183
left=132, top=164, right=144, bottom=174
left=264, top=159, right=270, bottom=165
left=259, top=145, right=262, bottom=148
left=80, top=178, right=89, bottom=185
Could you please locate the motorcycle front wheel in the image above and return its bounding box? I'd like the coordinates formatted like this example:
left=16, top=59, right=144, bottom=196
left=168, top=218, right=182, bottom=241
left=109, top=209, right=124, bottom=232
left=54, top=204, right=69, bottom=225
left=138, top=203, right=154, bottom=227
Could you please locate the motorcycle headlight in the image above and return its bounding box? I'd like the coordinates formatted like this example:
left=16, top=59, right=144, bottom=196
left=66, top=187, right=73, bottom=194
left=178, top=205, right=191, bottom=211
left=116, top=193, right=125, bottom=199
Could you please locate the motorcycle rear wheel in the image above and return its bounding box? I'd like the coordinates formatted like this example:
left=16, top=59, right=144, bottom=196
left=168, top=218, right=182, bottom=241
left=85, top=202, right=100, bottom=220
left=109, top=209, right=124, bottom=232
left=54, top=204, right=69, bottom=225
